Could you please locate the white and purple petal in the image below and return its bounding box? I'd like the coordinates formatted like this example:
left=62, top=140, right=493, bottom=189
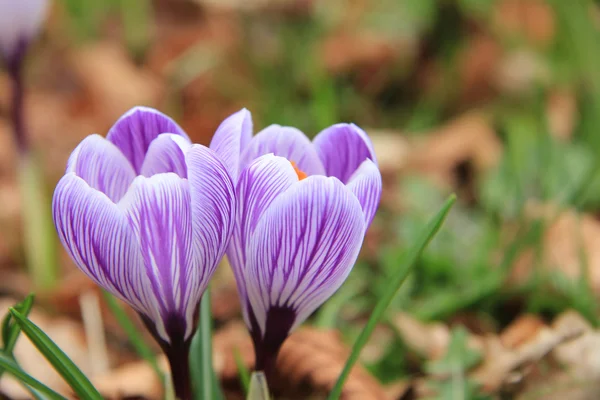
left=140, top=134, right=191, bottom=178
left=313, top=123, right=377, bottom=183
left=66, top=134, right=136, bottom=202
left=186, top=145, right=236, bottom=286
left=0, top=0, right=48, bottom=63
left=52, top=174, right=161, bottom=334
left=240, top=125, right=325, bottom=177
left=106, top=107, right=190, bottom=173
left=229, top=154, right=298, bottom=325
left=245, top=176, right=365, bottom=336
left=346, top=159, right=382, bottom=227
left=209, top=109, right=253, bottom=183
left=119, top=174, right=199, bottom=341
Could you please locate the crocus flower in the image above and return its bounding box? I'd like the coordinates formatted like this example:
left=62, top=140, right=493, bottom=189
left=53, top=107, right=235, bottom=399
left=0, top=0, right=48, bottom=69
left=210, top=110, right=381, bottom=374
left=0, top=0, right=49, bottom=152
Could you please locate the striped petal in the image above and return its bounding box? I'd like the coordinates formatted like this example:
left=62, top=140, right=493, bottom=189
left=140, top=134, right=191, bottom=178
left=240, top=125, right=325, bottom=177
left=245, top=176, right=365, bottom=337
left=66, top=134, right=136, bottom=202
left=107, top=107, right=190, bottom=173
left=52, top=174, right=161, bottom=333
left=229, top=155, right=298, bottom=325
left=119, top=174, right=200, bottom=342
left=346, top=159, right=382, bottom=227
left=209, top=109, right=253, bottom=183
left=186, top=145, right=236, bottom=286
left=313, top=123, right=377, bottom=183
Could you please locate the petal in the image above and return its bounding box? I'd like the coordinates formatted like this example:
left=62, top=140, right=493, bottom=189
left=106, top=107, right=190, bottom=173
left=119, top=174, right=201, bottom=341
left=52, top=174, right=162, bottom=336
left=66, top=134, right=136, bottom=202
left=246, top=176, right=366, bottom=336
left=209, top=109, right=253, bottom=183
left=346, top=159, right=382, bottom=227
left=186, top=145, right=236, bottom=285
left=313, top=123, right=377, bottom=183
left=240, top=125, right=325, bottom=176
left=140, top=134, right=191, bottom=178
left=0, top=0, right=48, bottom=63
left=229, top=154, right=298, bottom=325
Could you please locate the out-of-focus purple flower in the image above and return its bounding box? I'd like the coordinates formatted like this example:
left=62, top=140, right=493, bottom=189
left=210, top=110, right=381, bottom=373
left=53, top=107, right=234, bottom=383
left=0, top=0, right=49, bottom=69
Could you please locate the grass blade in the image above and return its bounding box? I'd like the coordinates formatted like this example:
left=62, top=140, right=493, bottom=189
left=101, top=291, right=164, bottom=381
left=2, top=294, right=35, bottom=354
left=190, top=288, right=224, bottom=400
left=0, top=353, right=67, bottom=400
left=327, top=194, right=456, bottom=400
left=9, top=309, right=103, bottom=400
left=234, top=348, right=251, bottom=394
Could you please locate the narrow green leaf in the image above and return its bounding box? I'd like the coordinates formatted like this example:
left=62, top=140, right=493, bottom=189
left=9, top=309, right=103, bottom=400
left=327, top=195, right=456, bottom=400
left=2, top=294, right=35, bottom=354
left=0, top=353, right=67, bottom=400
left=247, top=372, right=271, bottom=400
left=234, top=348, right=251, bottom=394
left=101, top=291, right=164, bottom=381
left=190, top=288, right=224, bottom=400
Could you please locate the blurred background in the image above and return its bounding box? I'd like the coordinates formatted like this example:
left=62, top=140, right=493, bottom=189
left=3, top=0, right=600, bottom=399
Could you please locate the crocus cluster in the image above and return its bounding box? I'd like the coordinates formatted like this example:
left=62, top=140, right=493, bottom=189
left=53, top=107, right=381, bottom=399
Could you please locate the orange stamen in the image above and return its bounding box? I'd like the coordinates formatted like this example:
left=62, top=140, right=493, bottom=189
left=290, top=161, right=307, bottom=180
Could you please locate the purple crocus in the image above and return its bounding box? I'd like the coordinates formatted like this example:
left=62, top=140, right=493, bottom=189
left=53, top=107, right=235, bottom=399
left=210, top=109, right=381, bottom=375
left=0, top=0, right=49, bottom=152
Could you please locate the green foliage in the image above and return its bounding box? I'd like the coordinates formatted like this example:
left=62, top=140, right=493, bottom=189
left=327, top=195, right=456, bottom=400
left=424, top=327, right=489, bottom=400
left=9, top=309, right=103, bottom=400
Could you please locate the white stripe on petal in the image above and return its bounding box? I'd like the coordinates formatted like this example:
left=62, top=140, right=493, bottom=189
left=313, top=123, right=377, bottom=183
left=230, top=154, right=297, bottom=326
left=66, top=134, right=136, bottom=202
left=186, top=144, right=236, bottom=300
left=119, top=174, right=201, bottom=341
left=240, top=125, right=325, bottom=177
left=140, top=133, right=191, bottom=178
left=52, top=174, right=163, bottom=337
left=106, top=107, right=190, bottom=173
left=245, top=176, right=366, bottom=336
left=209, top=109, right=253, bottom=183
left=346, top=159, right=382, bottom=227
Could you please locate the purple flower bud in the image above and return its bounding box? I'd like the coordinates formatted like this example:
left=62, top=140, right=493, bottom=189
left=52, top=107, right=235, bottom=390
left=210, top=110, right=382, bottom=374
left=0, top=0, right=49, bottom=69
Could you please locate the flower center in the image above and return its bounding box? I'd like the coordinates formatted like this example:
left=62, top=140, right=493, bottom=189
left=290, top=161, right=307, bottom=180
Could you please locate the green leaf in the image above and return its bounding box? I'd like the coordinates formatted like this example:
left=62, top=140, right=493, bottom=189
left=101, top=291, right=164, bottom=381
left=2, top=294, right=35, bottom=353
left=234, top=348, right=251, bottom=394
left=247, top=372, right=271, bottom=400
left=327, top=195, right=456, bottom=400
left=0, top=352, right=67, bottom=400
left=190, top=288, right=224, bottom=400
left=9, top=308, right=103, bottom=400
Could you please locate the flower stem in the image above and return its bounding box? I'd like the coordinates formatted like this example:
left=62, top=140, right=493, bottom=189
left=9, top=61, right=28, bottom=154
left=165, top=338, right=192, bottom=400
